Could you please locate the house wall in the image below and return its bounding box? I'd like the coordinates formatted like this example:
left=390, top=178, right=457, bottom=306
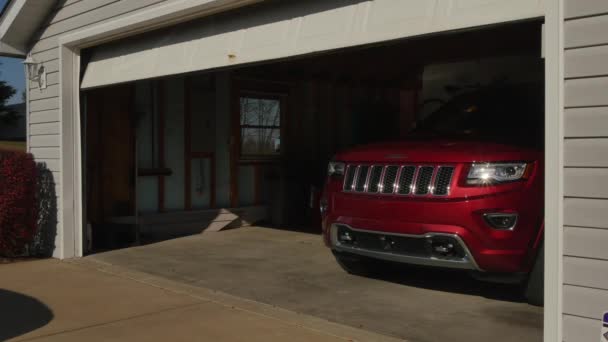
left=26, top=0, right=176, bottom=257
left=562, top=1, right=608, bottom=340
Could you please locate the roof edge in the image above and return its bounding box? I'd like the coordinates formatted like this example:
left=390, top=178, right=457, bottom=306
left=0, top=0, right=13, bottom=19
left=0, top=0, right=55, bottom=58
left=0, top=0, right=27, bottom=57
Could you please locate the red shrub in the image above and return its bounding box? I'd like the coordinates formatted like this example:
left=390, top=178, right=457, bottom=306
left=0, top=150, right=37, bottom=256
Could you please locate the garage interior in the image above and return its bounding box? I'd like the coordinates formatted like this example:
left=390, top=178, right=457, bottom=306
left=81, top=20, right=544, bottom=253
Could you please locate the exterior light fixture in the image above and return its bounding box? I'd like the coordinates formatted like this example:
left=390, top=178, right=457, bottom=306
left=23, top=54, right=47, bottom=90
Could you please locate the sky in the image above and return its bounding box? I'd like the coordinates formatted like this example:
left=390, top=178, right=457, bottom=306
left=0, top=0, right=25, bottom=105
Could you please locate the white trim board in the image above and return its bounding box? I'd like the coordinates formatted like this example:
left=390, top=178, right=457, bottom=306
left=543, top=0, right=565, bottom=341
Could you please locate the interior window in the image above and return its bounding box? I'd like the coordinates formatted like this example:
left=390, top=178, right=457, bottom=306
left=239, top=96, right=281, bottom=157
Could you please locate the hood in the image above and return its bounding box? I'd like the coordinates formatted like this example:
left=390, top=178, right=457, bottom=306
left=334, top=139, right=541, bottom=164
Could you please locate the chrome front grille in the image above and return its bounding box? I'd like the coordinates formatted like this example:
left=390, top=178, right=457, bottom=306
left=344, top=164, right=455, bottom=196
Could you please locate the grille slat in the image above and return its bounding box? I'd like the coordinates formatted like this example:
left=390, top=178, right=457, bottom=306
left=414, top=166, right=435, bottom=195
left=355, top=166, right=370, bottom=192
left=344, top=166, right=357, bottom=191
left=343, top=164, right=454, bottom=196
left=397, top=166, right=416, bottom=195
left=433, top=167, right=455, bottom=196
left=381, top=166, right=399, bottom=194
left=367, top=166, right=384, bottom=193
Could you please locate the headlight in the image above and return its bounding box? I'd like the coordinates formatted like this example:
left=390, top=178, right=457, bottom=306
left=467, top=162, right=528, bottom=184
left=327, top=161, right=346, bottom=177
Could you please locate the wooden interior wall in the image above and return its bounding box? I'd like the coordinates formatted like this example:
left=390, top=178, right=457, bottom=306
left=286, top=81, right=417, bottom=180
left=85, top=84, right=136, bottom=224
left=281, top=79, right=419, bottom=224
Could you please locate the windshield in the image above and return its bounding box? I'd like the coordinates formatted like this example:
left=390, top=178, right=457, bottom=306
left=413, top=84, right=544, bottom=146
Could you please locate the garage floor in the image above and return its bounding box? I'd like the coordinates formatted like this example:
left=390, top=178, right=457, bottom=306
left=89, top=227, right=543, bottom=342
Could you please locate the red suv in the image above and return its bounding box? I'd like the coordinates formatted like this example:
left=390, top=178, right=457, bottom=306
left=321, top=84, right=544, bottom=305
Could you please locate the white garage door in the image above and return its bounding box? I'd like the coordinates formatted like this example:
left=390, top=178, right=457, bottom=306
left=81, top=0, right=545, bottom=89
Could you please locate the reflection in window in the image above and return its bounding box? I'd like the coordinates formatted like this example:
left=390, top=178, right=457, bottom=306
left=240, top=97, right=281, bottom=156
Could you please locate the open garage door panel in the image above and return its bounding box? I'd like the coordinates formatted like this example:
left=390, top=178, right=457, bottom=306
left=80, top=0, right=544, bottom=89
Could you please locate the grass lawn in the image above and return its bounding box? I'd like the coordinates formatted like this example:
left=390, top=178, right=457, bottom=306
left=0, top=141, right=26, bottom=151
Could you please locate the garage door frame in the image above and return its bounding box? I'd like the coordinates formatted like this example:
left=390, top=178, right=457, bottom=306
left=56, top=1, right=564, bottom=341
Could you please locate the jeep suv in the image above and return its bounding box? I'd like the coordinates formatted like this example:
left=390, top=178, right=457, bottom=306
left=320, top=84, right=544, bottom=305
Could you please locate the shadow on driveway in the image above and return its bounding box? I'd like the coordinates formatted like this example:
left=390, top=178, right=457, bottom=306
left=362, top=262, right=527, bottom=303
left=263, top=225, right=527, bottom=303
left=0, top=289, right=53, bottom=341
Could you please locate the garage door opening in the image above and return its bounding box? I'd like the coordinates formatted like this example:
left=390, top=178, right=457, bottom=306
left=227, top=21, right=544, bottom=233
left=81, top=17, right=545, bottom=337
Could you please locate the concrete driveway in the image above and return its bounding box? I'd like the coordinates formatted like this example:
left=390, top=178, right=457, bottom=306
left=89, top=226, right=543, bottom=342
left=0, top=259, right=393, bottom=342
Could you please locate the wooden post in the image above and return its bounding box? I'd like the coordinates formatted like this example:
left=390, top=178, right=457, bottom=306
left=184, top=76, right=192, bottom=210
left=157, top=80, right=166, bottom=212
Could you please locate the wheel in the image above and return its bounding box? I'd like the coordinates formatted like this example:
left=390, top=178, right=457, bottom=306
left=525, top=243, right=544, bottom=306
left=333, top=251, right=383, bottom=277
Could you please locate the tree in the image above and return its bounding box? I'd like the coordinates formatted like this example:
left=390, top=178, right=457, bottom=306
left=0, top=80, right=17, bottom=125
left=21, top=90, right=26, bottom=103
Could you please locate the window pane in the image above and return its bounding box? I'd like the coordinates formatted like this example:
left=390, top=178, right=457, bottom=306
left=240, top=97, right=280, bottom=127
left=241, top=128, right=280, bottom=155
left=239, top=96, right=281, bottom=157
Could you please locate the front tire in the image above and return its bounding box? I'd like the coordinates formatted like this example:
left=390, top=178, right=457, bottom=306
left=525, top=243, right=544, bottom=306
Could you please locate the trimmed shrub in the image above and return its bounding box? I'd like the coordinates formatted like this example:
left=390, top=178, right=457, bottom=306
left=0, top=150, right=37, bottom=257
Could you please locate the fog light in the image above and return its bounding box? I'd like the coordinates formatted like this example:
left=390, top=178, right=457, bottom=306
left=429, top=240, right=455, bottom=257
left=433, top=243, right=454, bottom=255
left=484, top=213, right=518, bottom=230
left=426, top=236, right=465, bottom=259
left=338, top=230, right=355, bottom=244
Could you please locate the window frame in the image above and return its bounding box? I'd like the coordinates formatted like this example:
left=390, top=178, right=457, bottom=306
left=237, top=90, right=286, bottom=162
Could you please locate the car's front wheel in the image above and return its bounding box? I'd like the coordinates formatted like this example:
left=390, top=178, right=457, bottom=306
left=524, top=243, right=544, bottom=306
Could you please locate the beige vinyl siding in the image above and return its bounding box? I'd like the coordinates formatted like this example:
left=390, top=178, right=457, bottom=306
left=564, top=140, right=608, bottom=167
left=564, top=315, right=602, bottom=342
left=563, top=1, right=608, bottom=339
left=30, top=0, right=166, bottom=55
left=565, top=0, right=608, bottom=19
left=564, top=107, right=608, bottom=137
left=26, top=0, right=173, bottom=258
left=564, top=198, right=608, bottom=229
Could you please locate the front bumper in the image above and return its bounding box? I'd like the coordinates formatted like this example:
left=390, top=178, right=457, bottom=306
left=330, top=223, right=481, bottom=270
left=322, top=188, right=542, bottom=273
